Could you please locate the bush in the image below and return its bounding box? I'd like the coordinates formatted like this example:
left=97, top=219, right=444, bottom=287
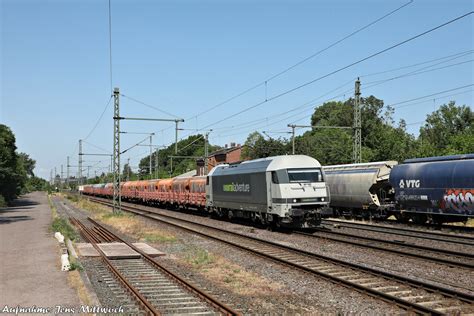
left=69, top=260, right=83, bottom=271
left=0, top=195, right=6, bottom=207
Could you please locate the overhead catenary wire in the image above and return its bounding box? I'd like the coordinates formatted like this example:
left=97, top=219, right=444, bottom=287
left=359, top=49, right=473, bottom=78
left=249, top=57, right=474, bottom=128
left=289, top=88, right=474, bottom=126
left=121, top=136, right=150, bottom=155
left=184, top=0, right=414, bottom=122
left=364, top=59, right=474, bottom=88
left=189, top=11, right=474, bottom=135
left=392, top=84, right=474, bottom=108
left=120, top=94, right=181, bottom=118
left=389, top=89, right=473, bottom=109
left=83, top=96, right=113, bottom=140
left=82, top=140, right=111, bottom=154
left=216, top=50, right=474, bottom=135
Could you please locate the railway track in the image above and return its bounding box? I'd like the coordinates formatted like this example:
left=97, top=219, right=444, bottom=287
left=295, top=228, right=474, bottom=269
left=69, top=215, right=238, bottom=316
left=86, top=196, right=474, bottom=315
left=327, top=217, right=474, bottom=234
left=322, top=219, right=474, bottom=246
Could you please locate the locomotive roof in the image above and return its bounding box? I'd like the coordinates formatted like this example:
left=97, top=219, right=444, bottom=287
left=209, top=155, right=322, bottom=175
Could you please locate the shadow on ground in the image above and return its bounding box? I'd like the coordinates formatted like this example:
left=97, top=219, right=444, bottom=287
left=0, top=196, right=39, bottom=225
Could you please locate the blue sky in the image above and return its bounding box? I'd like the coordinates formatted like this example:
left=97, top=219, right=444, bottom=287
left=1, top=0, right=473, bottom=179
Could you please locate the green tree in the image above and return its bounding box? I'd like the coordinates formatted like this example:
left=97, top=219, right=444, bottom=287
left=419, top=101, right=473, bottom=156
left=242, top=132, right=290, bottom=160
left=122, top=163, right=133, bottom=180
left=295, top=129, right=352, bottom=165
left=0, top=124, right=21, bottom=202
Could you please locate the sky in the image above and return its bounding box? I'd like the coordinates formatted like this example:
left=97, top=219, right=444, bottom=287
left=1, top=0, right=473, bottom=180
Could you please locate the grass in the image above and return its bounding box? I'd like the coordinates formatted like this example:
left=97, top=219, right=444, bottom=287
left=69, top=259, right=83, bottom=271
left=66, top=194, right=79, bottom=202
left=185, top=247, right=215, bottom=267
left=48, top=194, right=58, bottom=218
left=76, top=198, right=110, bottom=215
left=182, top=245, right=281, bottom=296
left=67, top=270, right=94, bottom=309
left=51, top=216, right=79, bottom=241
left=73, top=197, right=178, bottom=244
left=101, top=211, right=131, bottom=219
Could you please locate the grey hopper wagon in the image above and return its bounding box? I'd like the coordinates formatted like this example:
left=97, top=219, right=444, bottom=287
left=323, top=161, right=398, bottom=219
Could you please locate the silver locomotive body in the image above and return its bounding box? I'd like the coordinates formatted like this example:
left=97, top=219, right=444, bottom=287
left=206, top=155, right=329, bottom=228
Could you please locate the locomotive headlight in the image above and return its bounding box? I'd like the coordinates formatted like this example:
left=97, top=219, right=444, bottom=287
left=321, top=197, right=325, bottom=202
left=293, top=199, right=297, bottom=203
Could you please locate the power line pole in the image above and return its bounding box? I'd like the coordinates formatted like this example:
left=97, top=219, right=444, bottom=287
left=149, top=134, right=153, bottom=177
left=155, top=148, right=159, bottom=179
left=78, top=139, right=83, bottom=186
left=204, top=131, right=210, bottom=175
left=353, top=78, right=362, bottom=163
left=61, top=164, right=63, bottom=186
left=112, top=87, right=121, bottom=213
left=287, top=124, right=296, bottom=155
left=66, top=156, right=70, bottom=187
left=127, top=158, right=130, bottom=181
left=50, top=169, right=53, bottom=185
left=174, top=120, right=180, bottom=154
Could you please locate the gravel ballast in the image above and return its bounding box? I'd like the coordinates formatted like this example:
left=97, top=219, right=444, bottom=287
left=57, top=195, right=405, bottom=314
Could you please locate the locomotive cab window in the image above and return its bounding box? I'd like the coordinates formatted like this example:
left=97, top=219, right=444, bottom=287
left=271, top=171, right=279, bottom=184
left=287, top=168, right=323, bottom=183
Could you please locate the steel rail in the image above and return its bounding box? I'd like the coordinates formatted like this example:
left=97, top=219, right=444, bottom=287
left=70, top=217, right=159, bottom=315
left=87, top=217, right=239, bottom=316
left=87, top=197, right=474, bottom=315
left=294, top=229, right=474, bottom=269
left=322, top=219, right=474, bottom=245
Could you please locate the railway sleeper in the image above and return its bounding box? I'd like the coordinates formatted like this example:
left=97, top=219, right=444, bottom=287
left=399, top=294, right=426, bottom=300
left=127, top=277, right=170, bottom=282
left=159, top=304, right=209, bottom=311
left=162, top=305, right=212, bottom=312
left=140, top=288, right=183, bottom=294
left=358, top=281, right=385, bottom=287
left=318, top=268, right=343, bottom=274
left=345, top=277, right=379, bottom=283
left=135, top=285, right=182, bottom=290
left=144, top=293, right=196, bottom=298
left=151, top=300, right=202, bottom=306
left=417, top=300, right=451, bottom=307
left=149, top=297, right=198, bottom=303
left=371, top=285, right=402, bottom=291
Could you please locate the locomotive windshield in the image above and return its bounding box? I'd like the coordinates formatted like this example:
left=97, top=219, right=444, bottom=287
left=287, top=168, right=323, bottom=183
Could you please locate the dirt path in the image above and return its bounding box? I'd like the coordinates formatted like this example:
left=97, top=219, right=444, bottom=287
left=0, top=192, right=80, bottom=312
